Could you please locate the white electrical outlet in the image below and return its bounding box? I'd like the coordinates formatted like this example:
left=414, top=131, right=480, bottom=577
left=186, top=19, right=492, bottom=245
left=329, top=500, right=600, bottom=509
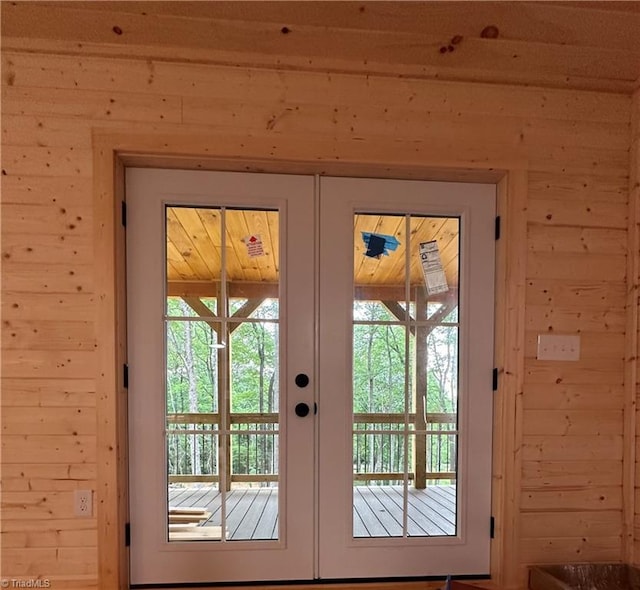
left=537, top=334, right=580, bottom=361
left=74, top=489, right=93, bottom=517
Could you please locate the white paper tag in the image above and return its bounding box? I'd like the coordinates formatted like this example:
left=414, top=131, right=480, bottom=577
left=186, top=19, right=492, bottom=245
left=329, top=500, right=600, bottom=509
left=244, top=234, right=265, bottom=258
left=419, top=241, right=449, bottom=295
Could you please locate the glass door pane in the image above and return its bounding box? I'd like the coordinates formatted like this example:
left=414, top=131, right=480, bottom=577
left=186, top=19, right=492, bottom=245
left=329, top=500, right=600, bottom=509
left=165, top=206, right=281, bottom=542
left=408, top=216, right=460, bottom=538
left=352, top=214, right=460, bottom=538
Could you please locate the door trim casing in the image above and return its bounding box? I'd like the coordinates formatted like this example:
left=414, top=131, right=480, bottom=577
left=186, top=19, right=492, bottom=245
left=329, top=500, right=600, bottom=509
left=93, top=131, right=526, bottom=590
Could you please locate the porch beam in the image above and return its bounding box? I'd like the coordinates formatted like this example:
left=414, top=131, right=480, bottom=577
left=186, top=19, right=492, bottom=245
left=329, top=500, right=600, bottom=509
left=169, top=280, right=278, bottom=300
left=181, top=296, right=266, bottom=333
left=182, top=296, right=219, bottom=331
left=228, top=298, right=265, bottom=333
left=170, top=279, right=457, bottom=304
left=381, top=300, right=416, bottom=337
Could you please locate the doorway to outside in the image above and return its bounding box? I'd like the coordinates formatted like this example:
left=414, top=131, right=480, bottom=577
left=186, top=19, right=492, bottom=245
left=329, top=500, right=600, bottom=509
left=126, top=169, right=496, bottom=586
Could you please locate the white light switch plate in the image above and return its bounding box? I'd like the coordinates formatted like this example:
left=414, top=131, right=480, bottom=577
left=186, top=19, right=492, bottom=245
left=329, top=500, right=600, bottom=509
left=537, top=334, right=580, bottom=361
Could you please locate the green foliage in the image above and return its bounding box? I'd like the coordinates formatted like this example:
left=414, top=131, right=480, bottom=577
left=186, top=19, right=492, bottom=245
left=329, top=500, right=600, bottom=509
left=165, top=297, right=458, bottom=484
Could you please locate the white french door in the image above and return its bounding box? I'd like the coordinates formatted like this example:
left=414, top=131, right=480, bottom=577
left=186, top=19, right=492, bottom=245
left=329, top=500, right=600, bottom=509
left=126, top=169, right=495, bottom=586
left=318, top=177, right=495, bottom=578
left=127, top=169, right=316, bottom=585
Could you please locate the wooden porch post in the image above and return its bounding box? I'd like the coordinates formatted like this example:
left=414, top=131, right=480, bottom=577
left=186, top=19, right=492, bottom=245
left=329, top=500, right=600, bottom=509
left=414, top=287, right=428, bottom=489
left=219, top=282, right=233, bottom=492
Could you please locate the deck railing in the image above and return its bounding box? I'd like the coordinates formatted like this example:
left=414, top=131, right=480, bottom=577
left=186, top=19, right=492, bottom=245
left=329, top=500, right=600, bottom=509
left=167, top=411, right=456, bottom=489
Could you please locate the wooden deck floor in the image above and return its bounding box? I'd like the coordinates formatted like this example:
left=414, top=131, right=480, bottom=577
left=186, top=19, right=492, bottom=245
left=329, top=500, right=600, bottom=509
left=168, top=484, right=456, bottom=540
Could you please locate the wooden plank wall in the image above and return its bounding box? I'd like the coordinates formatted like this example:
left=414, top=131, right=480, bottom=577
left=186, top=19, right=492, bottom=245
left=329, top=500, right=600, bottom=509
left=3, top=1, right=640, bottom=94
left=0, top=8, right=635, bottom=590
left=633, top=89, right=640, bottom=562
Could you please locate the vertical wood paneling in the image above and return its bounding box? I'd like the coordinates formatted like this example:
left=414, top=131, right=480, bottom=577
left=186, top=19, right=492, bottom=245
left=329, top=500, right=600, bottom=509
left=0, top=23, right=634, bottom=590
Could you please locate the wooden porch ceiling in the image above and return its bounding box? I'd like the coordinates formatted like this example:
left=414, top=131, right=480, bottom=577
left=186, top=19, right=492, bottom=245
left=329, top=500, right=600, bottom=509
left=166, top=207, right=459, bottom=300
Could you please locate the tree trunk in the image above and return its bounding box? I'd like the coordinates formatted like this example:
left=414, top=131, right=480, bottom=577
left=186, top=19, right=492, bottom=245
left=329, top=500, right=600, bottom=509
left=254, top=323, right=266, bottom=478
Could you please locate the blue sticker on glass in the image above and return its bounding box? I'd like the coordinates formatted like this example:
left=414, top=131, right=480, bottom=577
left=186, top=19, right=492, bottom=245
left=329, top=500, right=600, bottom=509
left=361, top=232, right=400, bottom=258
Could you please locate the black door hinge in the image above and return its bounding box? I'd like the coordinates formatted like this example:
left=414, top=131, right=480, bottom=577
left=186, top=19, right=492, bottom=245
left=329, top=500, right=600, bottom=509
left=495, top=216, right=501, bottom=240
left=492, top=368, right=498, bottom=391
left=490, top=516, right=495, bottom=539
left=121, top=201, right=127, bottom=227
left=123, top=364, right=129, bottom=389
left=125, top=522, right=131, bottom=547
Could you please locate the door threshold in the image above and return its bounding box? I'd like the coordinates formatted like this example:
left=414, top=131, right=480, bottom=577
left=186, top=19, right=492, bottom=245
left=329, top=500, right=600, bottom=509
left=131, top=573, right=492, bottom=590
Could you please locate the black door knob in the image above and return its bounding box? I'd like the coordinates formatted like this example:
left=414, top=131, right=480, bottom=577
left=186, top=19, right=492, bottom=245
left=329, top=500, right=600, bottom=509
left=295, top=402, right=310, bottom=417
left=295, top=373, right=310, bottom=388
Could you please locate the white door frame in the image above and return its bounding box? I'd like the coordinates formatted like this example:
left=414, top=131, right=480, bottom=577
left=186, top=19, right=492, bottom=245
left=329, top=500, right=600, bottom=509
left=124, top=166, right=495, bottom=583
